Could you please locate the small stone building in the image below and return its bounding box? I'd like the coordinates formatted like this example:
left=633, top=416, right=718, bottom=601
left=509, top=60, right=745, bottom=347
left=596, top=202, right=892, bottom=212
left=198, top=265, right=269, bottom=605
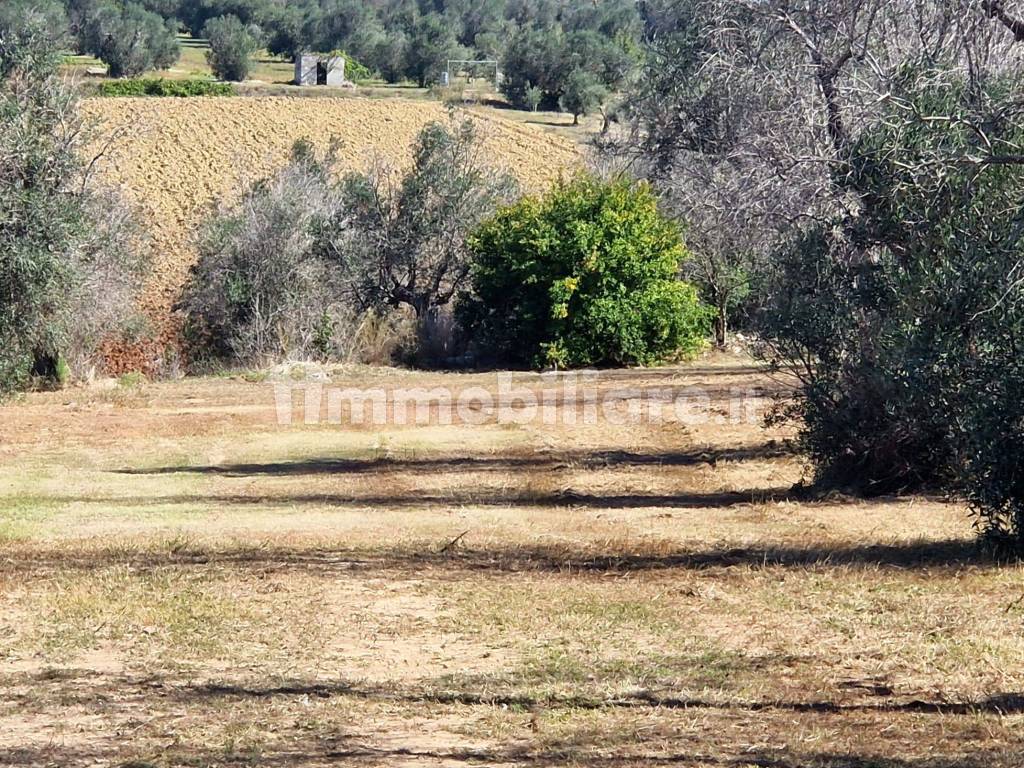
left=294, top=54, right=346, bottom=86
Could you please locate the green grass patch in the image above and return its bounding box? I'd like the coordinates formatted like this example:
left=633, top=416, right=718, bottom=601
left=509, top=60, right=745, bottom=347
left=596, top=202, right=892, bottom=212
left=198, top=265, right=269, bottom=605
left=0, top=494, right=62, bottom=541
left=519, top=644, right=749, bottom=691
left=118, top=370, right=148, bottom=388
left=431, top=644, right=753, bottom=704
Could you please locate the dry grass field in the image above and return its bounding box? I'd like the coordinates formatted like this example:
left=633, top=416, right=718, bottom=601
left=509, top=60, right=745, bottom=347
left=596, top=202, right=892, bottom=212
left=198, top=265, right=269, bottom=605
left=1, top=356, right=1021, bottom=767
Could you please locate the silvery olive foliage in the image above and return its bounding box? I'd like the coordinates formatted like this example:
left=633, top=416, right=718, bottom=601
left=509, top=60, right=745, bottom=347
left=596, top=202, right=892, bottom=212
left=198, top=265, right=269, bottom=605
left=614, top=0, right=1024, bottom=548
left=0, top=7, right=149, bottom=390
left=180, top=141, right=353, bottom=366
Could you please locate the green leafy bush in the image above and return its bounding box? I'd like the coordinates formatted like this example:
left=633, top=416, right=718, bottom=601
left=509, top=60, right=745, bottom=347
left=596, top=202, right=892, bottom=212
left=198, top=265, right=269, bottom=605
left=329, top=51, right=372, bottom=83
left=460, top=175, right=711, bottom=368
left=97, top=78, right=236, bottom=97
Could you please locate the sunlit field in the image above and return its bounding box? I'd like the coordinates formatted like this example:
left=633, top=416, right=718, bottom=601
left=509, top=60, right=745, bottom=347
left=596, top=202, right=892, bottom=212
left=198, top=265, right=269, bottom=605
left=1, top=357, right=1020, bottom=767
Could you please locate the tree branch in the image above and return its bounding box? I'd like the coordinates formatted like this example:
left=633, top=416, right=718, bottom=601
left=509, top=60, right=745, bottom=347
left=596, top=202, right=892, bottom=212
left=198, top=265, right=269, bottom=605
left=982, top=0, right=1024, bottom=41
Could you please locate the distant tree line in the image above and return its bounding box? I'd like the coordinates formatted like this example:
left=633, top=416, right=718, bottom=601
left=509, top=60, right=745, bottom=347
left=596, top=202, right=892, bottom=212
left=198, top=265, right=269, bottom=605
left=47, top=0, right=639, bottom=110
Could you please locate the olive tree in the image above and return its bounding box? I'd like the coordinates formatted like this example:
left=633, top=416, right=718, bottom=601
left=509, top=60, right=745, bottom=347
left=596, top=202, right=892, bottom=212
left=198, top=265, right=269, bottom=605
left=180, top=141, right=353, bottom=366
left=559, top=69, right=607, bottom=125
left=615, top=0, right=1024, bottom=550
left=0, top=8, right=148, bottom=390
left=317, top=117, right=516, bottom=336
left=204, top=14, right=262, bottom=82
left=79, top=0, right=180, bottom=78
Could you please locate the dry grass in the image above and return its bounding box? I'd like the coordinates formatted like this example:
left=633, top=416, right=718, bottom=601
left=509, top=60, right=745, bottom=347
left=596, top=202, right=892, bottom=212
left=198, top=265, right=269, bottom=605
left=0, top=355, right=1022, bottom=767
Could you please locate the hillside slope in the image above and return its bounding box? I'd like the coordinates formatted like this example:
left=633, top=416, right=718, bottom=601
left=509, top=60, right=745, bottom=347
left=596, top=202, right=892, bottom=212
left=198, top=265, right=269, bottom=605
left=80, top=97, right=583, bottom=372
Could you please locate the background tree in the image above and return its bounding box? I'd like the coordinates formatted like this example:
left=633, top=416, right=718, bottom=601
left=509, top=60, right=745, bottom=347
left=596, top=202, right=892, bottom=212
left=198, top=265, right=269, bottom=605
left=524, top=84, right=542, bottom=112
left=500, top=26, right=567, bottom=108
left=666, top=167, right=764, bottom=349
left=405, top=13, right=459, bottom=87
left=80, top=0, right=180, bottom=77
left=262, top=2, right=308, bottom=59
left=175, top=0, right=272, bottom=36
left=500, top=24, right=632, bottom=111
left=1, top=0, right=68, bottom=46
left=559, top=68, right=606, bottom=125
left=136, top=0, right=180, bottom=18
left=203, top=14, right=261, bottom=81
left=370, top=29, right=410, bottom=84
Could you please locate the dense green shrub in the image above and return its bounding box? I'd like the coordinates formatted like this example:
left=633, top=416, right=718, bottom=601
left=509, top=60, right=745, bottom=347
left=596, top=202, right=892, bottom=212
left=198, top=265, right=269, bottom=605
left=336, top=51, right=371, bottom=83
left=79, top=1, right=179, bottom=78
left=854, top=76, right=1024, bottom=546
left=203, top=14, right=261, bottom=81
left=460, top=175, right=711, bottom=368
left=97, top=78, right=236, bottom=96
left=758, top=227, right=957, bottom=494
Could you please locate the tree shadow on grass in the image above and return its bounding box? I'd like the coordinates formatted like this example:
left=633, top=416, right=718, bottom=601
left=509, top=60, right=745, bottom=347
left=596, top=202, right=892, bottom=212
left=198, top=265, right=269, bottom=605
left=319, top=748, right=1007, bottom=768
left=52, top=486, right=835, bottom=513
left=1, top=536, right=996, bottom=576
left=2, top=668, right=1019, bottom=767
left=0, top=741, right=1008, bottom=767
left=117, top=443, right=796, bottom=478
left=181, top=676, right=1024, bottom=717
